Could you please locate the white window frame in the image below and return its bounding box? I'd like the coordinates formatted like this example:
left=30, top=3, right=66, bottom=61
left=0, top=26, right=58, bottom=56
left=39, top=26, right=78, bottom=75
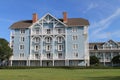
left=19, top=53, right=24, bottom=58
left=20, top=29, right=25, bottom=34
left=34, top=45, right=40, bottom=51
left=46, top=29, right=51, bottom=34
left=73, top=44, right=78, bottom=49
left=47, top=53, right=51, bottom=59
left=46, top=45, right=51, bottom=51
left=58, top=53, right=62, bottom=58
left=35, top=53, right=39, bottom=59
left=74, top=52, right=78, bottom=57
left=19, top=44, right=24, bottom=50
left=20, top=36, right=25, bottom=42
left=46, top=37, right=51, bottom=43
left=35, top=29, right=39, bottom=34
left=35, top=37, right=40, bottom=43
left=58, top=44, right=63, bottom=51
left=72, top=27, right=77, bottom=32
left=58, top=37, right=63, bottom=43
left=72, top=35, right=78, bottom=40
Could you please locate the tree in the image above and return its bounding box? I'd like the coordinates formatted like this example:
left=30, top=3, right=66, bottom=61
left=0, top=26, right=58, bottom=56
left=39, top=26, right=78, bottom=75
left=0, top=38, right=12, bottom=66
left=112, top=55, right=120, bottom=66
left=90, top=56, right=99, bottom=65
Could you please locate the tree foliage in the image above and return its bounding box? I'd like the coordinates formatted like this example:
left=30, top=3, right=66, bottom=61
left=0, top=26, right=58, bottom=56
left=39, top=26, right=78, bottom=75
left=90, top=56, right=99, bottom=65
left=112, top=55, right=120, bottom=64
left=0, top=38, right=12, bottom=62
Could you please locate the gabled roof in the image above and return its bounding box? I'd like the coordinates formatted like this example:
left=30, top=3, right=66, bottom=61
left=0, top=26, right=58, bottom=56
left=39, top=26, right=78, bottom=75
left=10, top=20, right=32, bottom=29
left=60, top=18, right=89, bottom=26
left=89, top=40, right=120, bottom=47
left=10, top=14, right=89, bottom=29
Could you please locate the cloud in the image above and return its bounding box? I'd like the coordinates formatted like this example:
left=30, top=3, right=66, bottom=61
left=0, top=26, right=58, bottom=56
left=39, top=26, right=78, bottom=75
left=90, top=8, right=120, bottom=40
left=84, top=3, right=98, bottom=13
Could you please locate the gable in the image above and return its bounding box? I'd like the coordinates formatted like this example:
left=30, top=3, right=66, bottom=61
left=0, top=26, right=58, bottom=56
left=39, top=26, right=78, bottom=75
left=103, top=40, right=119, bottom=48
left=31, top=13, right=66, bottom=29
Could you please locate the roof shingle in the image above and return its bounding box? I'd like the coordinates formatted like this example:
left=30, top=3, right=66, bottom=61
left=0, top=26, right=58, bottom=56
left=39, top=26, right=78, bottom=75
left=10, top=18, right=89, bottom=29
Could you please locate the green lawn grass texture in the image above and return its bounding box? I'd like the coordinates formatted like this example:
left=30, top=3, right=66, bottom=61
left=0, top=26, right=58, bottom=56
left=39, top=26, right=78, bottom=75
left=0, top=68, right=120, bottom=80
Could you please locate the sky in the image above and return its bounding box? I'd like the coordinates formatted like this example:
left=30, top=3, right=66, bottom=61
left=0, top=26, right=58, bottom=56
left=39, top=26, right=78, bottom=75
left=0, top=0, right=120, bottom=42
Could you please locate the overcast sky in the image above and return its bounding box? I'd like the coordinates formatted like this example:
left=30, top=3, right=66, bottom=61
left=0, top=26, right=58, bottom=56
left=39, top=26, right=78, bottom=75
left=0, top=0, right=120, bottom=42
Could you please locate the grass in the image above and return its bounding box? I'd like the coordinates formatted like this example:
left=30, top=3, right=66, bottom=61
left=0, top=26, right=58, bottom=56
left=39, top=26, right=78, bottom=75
left=0, top=68, right=120, bottom=80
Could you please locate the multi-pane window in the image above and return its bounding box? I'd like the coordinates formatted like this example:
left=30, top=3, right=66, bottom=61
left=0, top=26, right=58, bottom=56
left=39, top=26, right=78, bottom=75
left=35, top=29, right=39, bottom=34
left=58, top=53, right=62, bottom=58
left=20, top=45, right=24, bottom=50
left=35, top=45, right=39, bottom=51
left=72, top=27, right=77, bottom=32
left=58, top=44, right=63, bottom=51
left=35, top=53, right=39, bottom=59
left=35, top=37, right=40, bottom=43
left=74, top=52, right=78, bottom=57
left=46, top=45, right=51, bottom=51
left=20, top=53, right=24, bottom=58
left=20, top=29, right=25, bottom=34
left=47, top=53, right=51, bottom=59
left=58, top=37, right=63, bottom=43
left=46, top=29, right=51, bottom=34
left=58, top=28, right=62, bottom=34
left=20, top=36, right=25, bottom=42
left=73, top=44, right=78, bottom=49
left=46, top=37, right=51, bottom=43
left=72, top=35, right=78, bottom=40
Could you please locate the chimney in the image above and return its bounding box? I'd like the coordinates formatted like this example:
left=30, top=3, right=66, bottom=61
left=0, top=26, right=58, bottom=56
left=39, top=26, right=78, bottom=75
left=63, top=12, right=67, bottom=23
left=32, top=13, right=38, bottom=23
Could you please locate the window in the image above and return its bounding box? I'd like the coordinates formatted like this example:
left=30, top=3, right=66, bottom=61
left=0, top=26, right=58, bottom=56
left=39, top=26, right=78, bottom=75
left=47, top=53, right=51, bottom=59
left=58, top=28, right=62, bottom=34
left=20, top=36, right=25, bottom=42
left=46, top=37, right=51, bottom=43
left=73, top=44, right=78, bottom=49
left=35, top=45, right=39, bottom=51
left=35, top=29, right=39, bottom=34
left=58, top=37, right=63, bottom=43
left=94, top=45, right=98, bottom=50
left=46, top=29, right=51, bottom=34
left=58, top=53, right=62, bottom=58
left=74, top=52, right=78, bottom=57
left=46, top=45, right=51, bottom=51
left=20, top=45, right=24, bottom=50
left=58, top=45, right=63, bottom=51
left=72, top=27, right=77, bottom=32
left=20, top=29, right=25, bottom=34
left=20, top=53, right=24, bottom=58
left=35, top=53, right=39, bottom=59
left=72, top=35, right=78, bottom=40
left=35, top=37, right=40, bottom=43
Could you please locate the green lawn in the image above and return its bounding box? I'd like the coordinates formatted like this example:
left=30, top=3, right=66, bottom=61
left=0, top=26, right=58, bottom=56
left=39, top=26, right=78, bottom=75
left=0, top=68, right=120, bottom=80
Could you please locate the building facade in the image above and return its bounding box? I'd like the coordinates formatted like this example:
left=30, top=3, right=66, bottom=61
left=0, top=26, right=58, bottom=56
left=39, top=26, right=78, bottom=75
left=89, top=40, right=120, bottom=66
left=10, top=12, right=89, bottom=66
